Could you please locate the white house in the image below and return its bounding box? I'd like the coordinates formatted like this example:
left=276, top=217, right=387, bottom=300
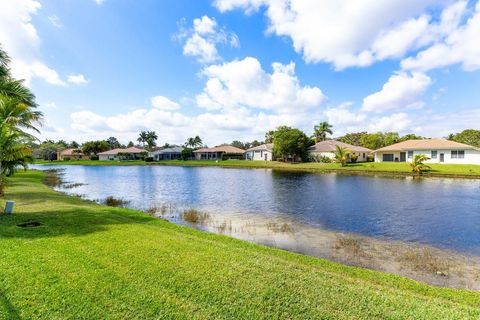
left=373, top=139, right=480, bottom=164
left=149, top=146, right=183, bottom=161
left=246, top=143, right=273, bottom=161
left=98, top=147, right=146, bottom=160
left=193, top=146, right=245, bottom=160
left=308, top=140, right=372, bottom=162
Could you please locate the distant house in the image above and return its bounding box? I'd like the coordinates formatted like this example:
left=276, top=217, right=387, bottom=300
left=374, top=139, right=480, bottom=164
left=98, top=147, right=146, bottom=161
left=57, top=148, right=89, bottom=161
left=246, top=143, right=273, bottom=161
left=149, top=146, right=183, bottom=161
left=308, top=140, right=372, bottom=162
left=193, top=146, right=245, bottom=160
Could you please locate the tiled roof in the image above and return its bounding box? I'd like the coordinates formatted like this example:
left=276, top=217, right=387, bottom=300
left=59, top=148, right=84, bottom=156
left=246, top=143, right=273, bottom=152
left=375, top=139, right=478, bottom=152
left=309, top=140, right=372, bottom=153
left=98, top=147, right=146, bottom=155
left=193, top=145, right=245, bottom=154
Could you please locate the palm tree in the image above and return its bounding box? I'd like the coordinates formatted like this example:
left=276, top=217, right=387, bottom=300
left=185, top=136, right=203, bottom=149
left=313, top=121, right=333, bottom=142
left=333, top=145, right=351, bottom=167
left=0, top=45, right=42, bottom=195
left=145, top=131, right=158, bottom=151
left=137, top=131, right=148, bottom=148
left=409, top=154, right=431, bottom=175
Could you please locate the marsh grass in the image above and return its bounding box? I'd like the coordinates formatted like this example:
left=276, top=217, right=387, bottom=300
left=145, top=203, right=176, bottom=216
left=182, top=208, right=210, bottom=223
left=267, top=221, right=295, bottom=234
left=397, top=247, right=452, bottom=275
left=104, top=196, right=129, bottom=207
left=42, top=169, right=65, bottom=187
left=335, top=237, right=363, bottom=256
left=216, top=221, right=233, bottom=233
left=62, top=182, right=85, bottom=189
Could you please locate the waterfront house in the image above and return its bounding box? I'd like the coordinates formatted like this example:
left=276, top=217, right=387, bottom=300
left=373, top=139, right=480, bottom=164
left=98, top=147, right=146, bottom=160
left=246, top=143, right=273, bottom=161
left=149, top=146, right=183, bottom=160
left=193, top=146, right=245, bottom=160
left=57, top=148, right=89, bottom=161
left=309, top=140, right=372, bottom=162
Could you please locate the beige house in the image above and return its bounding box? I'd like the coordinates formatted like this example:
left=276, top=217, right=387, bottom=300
left=374, top=139, right=480, bottom=164
left=309, top=140, right=372, bottom=162
left=246, top=143, right=273, bottom=161
left=57, top=148, right=89, bottom=161
left=193, top=146, right=245, bottom=160
left=98, top=147, right=147, bottom=160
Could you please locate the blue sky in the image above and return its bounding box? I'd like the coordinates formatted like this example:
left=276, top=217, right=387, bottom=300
left=1, top=0, right=479, bottom=145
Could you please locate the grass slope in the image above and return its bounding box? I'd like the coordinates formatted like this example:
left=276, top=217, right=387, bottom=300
left=35, top=159, right=480, bottom=177
left=1, top=171, right=479, bottom=319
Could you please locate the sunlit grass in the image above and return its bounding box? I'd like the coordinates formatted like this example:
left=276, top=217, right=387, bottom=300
left=1, top=171, right=479, bottom=319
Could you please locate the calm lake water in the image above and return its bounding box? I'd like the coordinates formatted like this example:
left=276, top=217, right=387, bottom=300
left=34, top=164, right=480, bottom=255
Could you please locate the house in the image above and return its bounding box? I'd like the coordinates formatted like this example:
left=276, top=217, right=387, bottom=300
left=98, top=147, right=146, bottom=161
left=309, top=140, right=372, bottom=162
left=246, top=143, right=273, bottom=161
left=57, top=148, right=89, bottom=161
left=193, top=146, right=245, bottom=160
left=373, top=139, right=480, bottom=164
left=149, top=146, right=184, bottom=161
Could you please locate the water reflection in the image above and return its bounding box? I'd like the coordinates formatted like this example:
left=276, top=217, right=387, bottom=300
left=32, top=164, right=480, bottom=288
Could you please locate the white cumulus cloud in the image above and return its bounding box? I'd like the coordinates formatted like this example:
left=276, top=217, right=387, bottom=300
left=177, top=15, right=239, bottom=63
left=151, top=96, right=181, bottom=110
left=196, top=56, right=325, bottom=114
left=362, top=72, right=431, bottom=113
left=67, top=74, right=89, bottom=85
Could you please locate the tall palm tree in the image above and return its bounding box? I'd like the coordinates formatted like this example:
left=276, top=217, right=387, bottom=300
left=137, top=131, right=148, bottom=148
left=193, top=136, right=202, bottom=148
left=409, top=154, right=431, bottom=175
left=0, top=45, right=42, bottom=194
left=313, top=121, right=333, bottom=142
left=145, top=131, right=158, bottom=151
left=333, top=145, right=351, bottom=167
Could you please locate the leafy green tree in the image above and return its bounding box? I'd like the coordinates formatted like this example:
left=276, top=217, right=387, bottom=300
left=181, top=147, right=193, bottom=160
left=360, top=132, right=385, bottom=150
left=400, top=133, right=424, bottom=142
left=69, top=141, right=80, bottom=149
left=272, top=126, right=311, bottom=162
left=82, top=140, right=110, bottom=155
left=448, top=129, right=480, bottom=147
left=264, top=130, right=275, bottom=143
left=410, top=154, right=431, bottom=175
left=337, top=132, right=367, bottom=146
left=107, top=137, right=121, bottom=149
left=313, top=121, right=333, bottom=142
left=333, top=145, right=351, bottom=167
left=127, top=141, right=134, bottom=148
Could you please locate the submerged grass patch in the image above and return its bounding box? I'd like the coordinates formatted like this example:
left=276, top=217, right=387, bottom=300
left=182, top=208, right=210, bottom=223
left=104, top=196, right=129, bottom=207
left=1, top=170, right=480, bottom=319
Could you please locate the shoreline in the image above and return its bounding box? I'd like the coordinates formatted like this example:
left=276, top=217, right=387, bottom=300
left=1, top=170, right=480, bottom=318
left=33, top=159, right=480, bottom=179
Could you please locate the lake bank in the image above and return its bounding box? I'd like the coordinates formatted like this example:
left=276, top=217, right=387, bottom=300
left=1, top=170, right=480, bottom=319
left=34, top=159, right=480, bottom=179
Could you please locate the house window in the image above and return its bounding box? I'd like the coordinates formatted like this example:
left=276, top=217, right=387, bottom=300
left=407, top=151, right=413, bottom=159
left=363, top=153, right=365, bottom=158
left=431, top=150, right=437, bottom=159
left=451, top=150, right=464, bottom=159
left=382, top=154, right=394, bottom=162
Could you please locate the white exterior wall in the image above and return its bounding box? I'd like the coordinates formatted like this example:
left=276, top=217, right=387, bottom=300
left=375, top=149, right=480, bottom=164
left=246, top=150, right=273, bottom=161
left=99, top=154, right=117, bottom=160
left=311, top=151, right=370, bottom=162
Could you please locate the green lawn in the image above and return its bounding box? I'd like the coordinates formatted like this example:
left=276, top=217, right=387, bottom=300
left=35, top=159, right=480, bottom=177
left=0, top=171, right=479, bottom=319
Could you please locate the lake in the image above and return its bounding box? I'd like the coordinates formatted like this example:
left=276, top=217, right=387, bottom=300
left=33, top=164, right=480, bottom=288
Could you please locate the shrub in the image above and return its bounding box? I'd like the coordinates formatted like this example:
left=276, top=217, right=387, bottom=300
left=104, top=196, right=128, bottom=207
left=90, top=155, right=99, bottom=160
left=145, top=157, right=154, bottom=162
left=366, top=154, right=374, bottom=162
left=350, top=153, right=358, bottom=163
left=182, top=208, right=209, bottom=223
left=63, top=157, right=71, bottom=161
left=181, top=148, right=193, bottom=160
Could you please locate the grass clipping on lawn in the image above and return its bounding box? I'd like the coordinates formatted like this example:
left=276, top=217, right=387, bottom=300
left=0, top=170, right=479, bottom=319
